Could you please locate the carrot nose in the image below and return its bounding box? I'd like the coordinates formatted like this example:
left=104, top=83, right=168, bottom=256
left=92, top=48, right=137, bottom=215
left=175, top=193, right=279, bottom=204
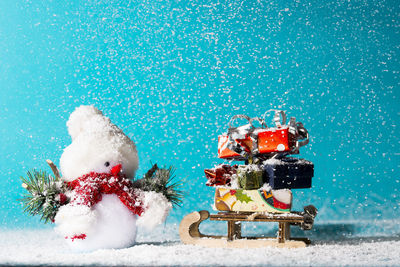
left=111, top=164, right=122, bottom=176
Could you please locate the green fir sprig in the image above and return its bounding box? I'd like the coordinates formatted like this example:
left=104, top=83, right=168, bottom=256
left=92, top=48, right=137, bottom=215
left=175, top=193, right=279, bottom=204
left=133, top=164, right=184, bottom=207
left=20, top=169, right=68, bottom=223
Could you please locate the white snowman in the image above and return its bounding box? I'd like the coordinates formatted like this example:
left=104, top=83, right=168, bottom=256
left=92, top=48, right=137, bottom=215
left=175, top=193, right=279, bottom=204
left=54, top=105, right=171, bottom=251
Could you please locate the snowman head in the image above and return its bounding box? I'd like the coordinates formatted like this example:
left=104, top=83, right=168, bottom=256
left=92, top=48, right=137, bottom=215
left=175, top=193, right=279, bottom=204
left=60, top=105, right=139, bottom=182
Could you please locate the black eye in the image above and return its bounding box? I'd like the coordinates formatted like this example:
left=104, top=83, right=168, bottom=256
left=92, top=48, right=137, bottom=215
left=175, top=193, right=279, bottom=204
left=104, top=162, right=110, bottom=167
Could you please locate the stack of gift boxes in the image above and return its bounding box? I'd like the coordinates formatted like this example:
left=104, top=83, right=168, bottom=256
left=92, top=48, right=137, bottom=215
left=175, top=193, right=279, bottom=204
left=205, top=110, right=314, bottom=213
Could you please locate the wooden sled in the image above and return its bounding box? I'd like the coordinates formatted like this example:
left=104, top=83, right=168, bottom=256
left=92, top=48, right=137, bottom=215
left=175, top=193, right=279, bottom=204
left=179, top=205, right=317, bottom=248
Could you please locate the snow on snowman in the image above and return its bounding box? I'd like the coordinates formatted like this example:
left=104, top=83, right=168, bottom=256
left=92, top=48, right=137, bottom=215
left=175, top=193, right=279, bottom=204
left=21, top=105, right=182, bottom=251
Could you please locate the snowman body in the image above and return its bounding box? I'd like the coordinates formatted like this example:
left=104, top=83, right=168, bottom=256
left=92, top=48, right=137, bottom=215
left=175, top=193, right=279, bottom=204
left=69, top=194, right=137, bottom=251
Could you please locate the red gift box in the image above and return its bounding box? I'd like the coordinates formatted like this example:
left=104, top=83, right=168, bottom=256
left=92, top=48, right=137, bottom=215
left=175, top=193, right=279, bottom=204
left=204, top=164, right=238, bottom=186
left=257, top=126, right=293, bottom=154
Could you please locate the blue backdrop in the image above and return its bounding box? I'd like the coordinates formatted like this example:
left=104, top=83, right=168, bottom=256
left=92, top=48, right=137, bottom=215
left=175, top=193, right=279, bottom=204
left=0, top=0, right=399, bottom=229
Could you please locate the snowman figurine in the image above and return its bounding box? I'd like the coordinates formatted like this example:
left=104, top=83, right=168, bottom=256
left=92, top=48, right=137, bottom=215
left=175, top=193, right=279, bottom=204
left=54, top=105, right=171, bottom=251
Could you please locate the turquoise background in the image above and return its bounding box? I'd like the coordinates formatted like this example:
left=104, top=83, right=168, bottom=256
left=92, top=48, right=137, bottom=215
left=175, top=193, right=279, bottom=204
left=0, top=0, right=399, bottom=229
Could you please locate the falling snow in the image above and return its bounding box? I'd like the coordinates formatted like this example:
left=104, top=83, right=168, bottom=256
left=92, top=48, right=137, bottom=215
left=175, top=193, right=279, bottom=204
left=0, top=0, right=399, bottom=265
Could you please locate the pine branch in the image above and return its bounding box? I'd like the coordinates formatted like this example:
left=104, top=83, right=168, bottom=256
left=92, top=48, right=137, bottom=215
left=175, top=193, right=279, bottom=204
left=133, top=164, right=184, bottom=208
left=20, top=169, right=68, bottom=223
left=143, top=163, right=158, bottom=180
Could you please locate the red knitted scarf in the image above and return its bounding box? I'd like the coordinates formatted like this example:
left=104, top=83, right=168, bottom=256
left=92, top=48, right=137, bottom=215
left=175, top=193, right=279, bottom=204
left=67, top=171, right=144, bottom=217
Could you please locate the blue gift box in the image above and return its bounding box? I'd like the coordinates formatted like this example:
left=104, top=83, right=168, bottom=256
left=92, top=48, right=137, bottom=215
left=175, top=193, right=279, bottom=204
left=262, top=157, right=314, bottom=189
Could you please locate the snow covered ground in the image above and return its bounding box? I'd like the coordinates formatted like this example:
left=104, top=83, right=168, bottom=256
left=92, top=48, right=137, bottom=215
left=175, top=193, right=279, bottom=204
left=1, top=220, right=400, bottom=266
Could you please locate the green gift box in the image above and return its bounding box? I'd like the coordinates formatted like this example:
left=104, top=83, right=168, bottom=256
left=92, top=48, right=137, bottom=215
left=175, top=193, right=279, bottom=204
left=237, top=165, right=263, bottom=190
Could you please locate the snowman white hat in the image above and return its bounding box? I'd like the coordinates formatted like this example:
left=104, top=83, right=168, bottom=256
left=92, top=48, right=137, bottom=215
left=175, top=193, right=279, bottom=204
left=66, top=105, right=107, bottom=140
left=60, top=105, right=139, bottom=181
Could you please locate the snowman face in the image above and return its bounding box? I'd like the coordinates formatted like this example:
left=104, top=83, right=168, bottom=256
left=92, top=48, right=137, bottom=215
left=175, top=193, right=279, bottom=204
left=60, top=131, right=138, bottom=182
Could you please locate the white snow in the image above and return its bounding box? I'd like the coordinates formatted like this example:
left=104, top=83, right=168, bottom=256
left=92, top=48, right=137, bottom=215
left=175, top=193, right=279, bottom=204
left=262, top=158, right=311, bottom=166
left=277, top=144, right=285, bottom=151
left=262, top=158, right=285, bottom=165
left=260, top=183, right=272, bottom=191
left=1, top=221, right=400, bottom=266
left=238, top=164, right=262, bottom=173
left=230, top=173, right=239, bottom=188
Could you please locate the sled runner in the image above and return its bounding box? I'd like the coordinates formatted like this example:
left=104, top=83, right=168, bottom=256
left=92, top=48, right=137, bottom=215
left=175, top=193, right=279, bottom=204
left=179, top=205, right=317, bottom=248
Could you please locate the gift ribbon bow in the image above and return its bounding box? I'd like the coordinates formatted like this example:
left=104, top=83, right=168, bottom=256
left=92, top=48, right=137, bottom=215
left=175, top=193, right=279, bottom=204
left=225, top=110, right=309, bottom=158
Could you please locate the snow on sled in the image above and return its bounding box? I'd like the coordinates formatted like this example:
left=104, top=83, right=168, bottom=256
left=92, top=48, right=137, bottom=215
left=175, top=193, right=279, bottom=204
left=179, top=205, right=317, bottom=249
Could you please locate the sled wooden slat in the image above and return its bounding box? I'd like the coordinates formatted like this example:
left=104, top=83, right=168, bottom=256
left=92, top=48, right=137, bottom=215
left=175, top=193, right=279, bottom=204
left=179, top=208, right=317, bottom=248
left=209, top=212, right=304, bottom=223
